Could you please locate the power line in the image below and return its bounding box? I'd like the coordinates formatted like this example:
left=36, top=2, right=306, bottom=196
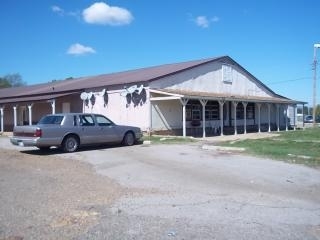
left=266, top=77, right=311, bottom=85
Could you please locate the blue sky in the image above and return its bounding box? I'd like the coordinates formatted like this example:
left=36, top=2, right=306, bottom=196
left=1, top=0, right=320, bottom=105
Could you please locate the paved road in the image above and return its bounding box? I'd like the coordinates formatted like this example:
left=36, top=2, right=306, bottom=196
left=1, top=136, right=320, bottom=239
left=74, top=143, right=320, bottom=240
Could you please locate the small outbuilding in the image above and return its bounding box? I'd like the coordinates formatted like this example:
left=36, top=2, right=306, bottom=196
left=0, top=56, right=305, bottom=137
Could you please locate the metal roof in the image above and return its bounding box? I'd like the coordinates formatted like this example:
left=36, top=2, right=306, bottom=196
left=0, top=92, right=80, bottom=104
left=152, top=89, right=306, bottom=104
left=0, top=55, right=304, bottom=105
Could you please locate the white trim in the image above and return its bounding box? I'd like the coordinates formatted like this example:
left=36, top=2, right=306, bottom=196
left=218, top=101, right=225, bottom=136
left=149, top=89, right=184, bottom=97
left=13, top=106, right=17, bottom=127
left=242, top=102, right=248, bottom=134
left=257, top=103, right=261, bottom=133
left=28, top=104, right=33, bottom=126
left=180, top=98, right=189, bottom=137
left=0, top=107, right=4, bottom=133
left=200, top=99, right=208, bottom=138
left=150, top=96, right=182, bottom=101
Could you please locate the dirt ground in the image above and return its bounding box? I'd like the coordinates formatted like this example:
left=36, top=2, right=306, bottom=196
left=1, top=135, right=320, bottom=240
left=0, top=147, right=127, bottom=240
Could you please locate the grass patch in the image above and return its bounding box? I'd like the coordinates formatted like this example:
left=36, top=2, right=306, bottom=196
left=143, top=135, right=197, bottom=144
left=220, top=128, right=320, bottom=167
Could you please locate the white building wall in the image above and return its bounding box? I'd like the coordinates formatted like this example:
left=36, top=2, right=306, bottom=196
left=151, top=100, right=182, bottom=130
left=84, top=88, right=150, bottom=131
left=150, top=60, right=275, bottom=98
left=76, top=60, right=287, bottom=133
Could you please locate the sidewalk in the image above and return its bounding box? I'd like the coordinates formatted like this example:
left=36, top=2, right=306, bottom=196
left=202, top=132, right=280, bottom=143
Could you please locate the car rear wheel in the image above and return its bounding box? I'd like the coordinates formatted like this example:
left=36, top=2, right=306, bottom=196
left=62, top=135, right=79, bottom=153
left=123, top=132, right=135, bottom=146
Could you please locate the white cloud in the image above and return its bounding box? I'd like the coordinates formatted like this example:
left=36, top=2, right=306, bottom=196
left=52, top=5, right=79, bottom=18
left=194, top=15, right=220, bottom=28
left=66, top=43, right=96, bottom=56
left=82, top=2, right=133, bottom=26
left=51, top=5, right=64, bottom=15
left=196, top=16, right=209, bottom=28
left=211, top=16, right=220, bottom=22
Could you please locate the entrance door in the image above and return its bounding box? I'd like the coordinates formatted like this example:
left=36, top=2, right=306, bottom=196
left=19, top=106, right=27, bottom=125
left=62, top=102, right=70, bottom=113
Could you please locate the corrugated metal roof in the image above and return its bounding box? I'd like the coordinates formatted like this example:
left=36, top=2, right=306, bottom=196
left=0, top=92, right=79, bottom=104
left=0, top=55, right=303, bottom=104
left=0, top=56, right=222, bottom=99
left=156, top=89, right=305, bottom=104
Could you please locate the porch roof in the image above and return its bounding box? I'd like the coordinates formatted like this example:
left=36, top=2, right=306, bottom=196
left=0, top=92, right=79, bottom=105
left=151, top=89, right=306, bottom=105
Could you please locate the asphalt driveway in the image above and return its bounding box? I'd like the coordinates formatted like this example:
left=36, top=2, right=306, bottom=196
left=1, top=135, right=320, bottom=239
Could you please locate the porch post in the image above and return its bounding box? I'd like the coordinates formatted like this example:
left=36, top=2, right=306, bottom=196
left=268, top=104, right=271, bottom=132
left=293, top=104, right=296, bottom=131
left=180, top=98, right=189, bottom=137
left=51, top=99, right=56, bottom=114
left=149, top=98, right=152, bottom=136
left=218, top=100, right=225, bottom=136
left=0, top=107, right=4, bottom=133
left=302, top=103, right=305, bottom=129
left=285, top=105, right=288, bottom=131
left=276, top=104, right=280, bottom=132
left=257, top=103, right=261, bottom=133
left=200, top=99, right=208, bottom=138
left=242, top=102, right=248, bottom=134
left=13, top=106, right=17, bottom=127
left=233, top=101, right=238, bottom=135
left=28, top=104, right=33, bottom=126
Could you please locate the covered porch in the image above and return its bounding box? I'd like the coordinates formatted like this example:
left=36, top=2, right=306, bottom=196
left=149, top=89, right=304, bottom=138
left=0, top=92, right=81, bottom=132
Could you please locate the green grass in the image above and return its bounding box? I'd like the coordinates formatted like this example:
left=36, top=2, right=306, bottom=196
left=220, top=128, right=320, bottom=167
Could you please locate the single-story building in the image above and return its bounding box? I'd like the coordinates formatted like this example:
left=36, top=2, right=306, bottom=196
left=0, top=56, right=306, bottom=137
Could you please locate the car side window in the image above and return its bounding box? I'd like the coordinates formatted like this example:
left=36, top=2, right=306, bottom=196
left=38, top=115, right=64, bottom=124
left=79, top=115, right=95, bottom=126
left=96, top=115, right=113, bottom=126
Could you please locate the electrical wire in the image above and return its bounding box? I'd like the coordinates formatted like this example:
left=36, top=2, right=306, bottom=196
left=266, top=77, right=311, bottom=85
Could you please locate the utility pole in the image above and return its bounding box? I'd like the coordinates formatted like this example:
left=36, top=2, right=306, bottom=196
left=313, top=44, right=320, bottom=127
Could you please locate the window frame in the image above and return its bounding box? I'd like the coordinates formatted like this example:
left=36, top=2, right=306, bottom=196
left=185, top=100, right=220, bottom=121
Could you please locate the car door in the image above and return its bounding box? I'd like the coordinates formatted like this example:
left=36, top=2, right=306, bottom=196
left=79, top=114, right=103, bottom=144
left=94, top=115, right=120, bottom=143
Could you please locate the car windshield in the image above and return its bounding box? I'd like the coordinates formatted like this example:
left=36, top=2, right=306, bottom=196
left=38, top=115, right=64, bottom=125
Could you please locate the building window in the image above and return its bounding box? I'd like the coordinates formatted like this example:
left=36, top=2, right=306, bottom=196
left=186, top=100, right=220, bottom=121
left=235, top=103, right=255, bottom=119
left=236, top=104, right=244, bottom=119
left=222, top=64, right=233, bottom=84
left=247, top=103, right=255, bottom=119
left=205, top=101, right=219, bottom=120
left=192, top=105, right=201, bottom=120
left=186, top=100, right=201, bottom=121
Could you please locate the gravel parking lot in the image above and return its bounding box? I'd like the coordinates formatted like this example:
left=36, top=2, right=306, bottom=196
left=1, top=135, right=320, bottom=240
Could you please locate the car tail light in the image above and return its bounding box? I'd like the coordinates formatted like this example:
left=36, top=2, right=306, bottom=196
left=34, top=128, right=42, bottom=137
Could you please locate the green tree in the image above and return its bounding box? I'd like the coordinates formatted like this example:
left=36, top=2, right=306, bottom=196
left=302, top=106, right=309, bottom=115
left=0, top=73, right=26, bottom=88
left=0, top=78, right=10, bottom=88
left=316, top=104, right=320, bottom=117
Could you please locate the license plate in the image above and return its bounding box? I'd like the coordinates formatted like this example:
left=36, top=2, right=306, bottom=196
left=18, top=141, right=24, bottom=147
